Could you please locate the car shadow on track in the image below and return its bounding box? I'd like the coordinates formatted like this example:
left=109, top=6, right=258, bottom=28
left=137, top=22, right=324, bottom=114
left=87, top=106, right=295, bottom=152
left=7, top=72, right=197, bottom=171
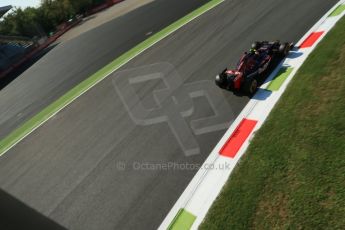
left=0, top=189, right=66, bottom=230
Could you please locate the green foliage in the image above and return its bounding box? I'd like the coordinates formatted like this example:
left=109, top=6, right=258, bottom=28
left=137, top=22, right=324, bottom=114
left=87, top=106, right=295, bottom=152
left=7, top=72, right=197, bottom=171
left=0, top=0, right=108, bottom=37
left=0, top=7, right=36, bottom=37
left=71, top=0, right=93, bottom=14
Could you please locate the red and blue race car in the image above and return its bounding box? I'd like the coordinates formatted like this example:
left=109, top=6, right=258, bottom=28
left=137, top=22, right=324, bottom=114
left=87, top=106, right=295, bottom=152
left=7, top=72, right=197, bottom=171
left=215, top=41, right=293, bottom=95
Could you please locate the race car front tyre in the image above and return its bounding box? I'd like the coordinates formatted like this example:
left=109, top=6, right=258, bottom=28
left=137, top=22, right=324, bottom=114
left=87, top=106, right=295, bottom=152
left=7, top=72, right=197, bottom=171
left=279, top=43, right=289, bottom=56
left=252, top=41, right=261, bottom=49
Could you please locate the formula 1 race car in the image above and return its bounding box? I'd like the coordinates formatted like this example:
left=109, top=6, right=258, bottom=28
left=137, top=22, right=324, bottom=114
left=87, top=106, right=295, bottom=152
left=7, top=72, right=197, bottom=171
left=215, top=41, right=294, bottom=95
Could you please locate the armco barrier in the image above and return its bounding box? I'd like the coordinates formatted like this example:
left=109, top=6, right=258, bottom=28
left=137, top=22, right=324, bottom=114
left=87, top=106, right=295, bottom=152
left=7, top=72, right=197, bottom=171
left=86, top=0, right=124, bottom=15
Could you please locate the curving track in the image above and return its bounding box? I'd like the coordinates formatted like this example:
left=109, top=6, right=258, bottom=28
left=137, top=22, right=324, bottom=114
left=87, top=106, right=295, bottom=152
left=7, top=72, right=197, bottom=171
left=0, top=0, right=209, bottom=140
left=0, top=0, right=338, bottom=229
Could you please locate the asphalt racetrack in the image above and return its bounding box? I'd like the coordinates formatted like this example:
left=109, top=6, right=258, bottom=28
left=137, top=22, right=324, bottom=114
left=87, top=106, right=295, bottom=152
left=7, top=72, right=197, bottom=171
left=0, top=0, right=338, bottom=229
left=0, top=0, right=209, bottom=140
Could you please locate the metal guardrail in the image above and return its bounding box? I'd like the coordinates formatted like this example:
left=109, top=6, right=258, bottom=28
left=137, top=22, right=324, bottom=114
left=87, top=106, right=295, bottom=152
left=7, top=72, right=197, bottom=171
left=0, top=35, right=34, bottom=44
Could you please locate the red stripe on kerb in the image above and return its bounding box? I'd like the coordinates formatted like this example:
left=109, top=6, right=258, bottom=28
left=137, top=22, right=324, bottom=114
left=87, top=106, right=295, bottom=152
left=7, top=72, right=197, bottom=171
left=220, top=119, right=257, bottom=158
left=300, top=31, right=324, bottom=48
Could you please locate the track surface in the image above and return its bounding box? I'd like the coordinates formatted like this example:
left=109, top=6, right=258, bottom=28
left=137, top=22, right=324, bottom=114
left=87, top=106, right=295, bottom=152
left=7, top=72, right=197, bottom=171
left=0, top=0, right=209, bottom=140
left=0, top=0, right=337, bottom=229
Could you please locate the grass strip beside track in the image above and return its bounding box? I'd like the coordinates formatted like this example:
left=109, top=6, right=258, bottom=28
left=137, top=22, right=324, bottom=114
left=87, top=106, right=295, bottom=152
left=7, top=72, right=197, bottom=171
left=169, top=209, right=196, bottom=230
left=267, top=67, right=294, bottom=91
left=200, top=16, right=345, bottom=229
left=329, top=4, right=345, bottom=17
left=0, top=0, right=223, bottom=156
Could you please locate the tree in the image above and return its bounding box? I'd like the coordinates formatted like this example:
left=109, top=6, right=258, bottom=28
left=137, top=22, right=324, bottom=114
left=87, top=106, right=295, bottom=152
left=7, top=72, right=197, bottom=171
left=71, top=0, right=93, bottom=14
left=0, top=7, right=42, bottom=37
left=0, top=0, right=106, bottom=38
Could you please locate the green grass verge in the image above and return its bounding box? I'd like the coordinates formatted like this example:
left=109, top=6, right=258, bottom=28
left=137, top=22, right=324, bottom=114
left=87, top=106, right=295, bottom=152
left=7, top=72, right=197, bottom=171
left=0, top=0, right=223, bottom=156
left=200, top=16, right=345, bottom=230
left=329, top=4, right=345, bottom=17
left=267, top=67, right=294, bottom=91
left=169, top=209, right=196, bottom=230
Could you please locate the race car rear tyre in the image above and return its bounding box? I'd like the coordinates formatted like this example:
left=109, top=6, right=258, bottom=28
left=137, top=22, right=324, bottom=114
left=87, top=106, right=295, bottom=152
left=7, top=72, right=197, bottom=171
left=215, top=74, right=227, bottom=89
left=243, top=78, right=258, bottom=95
